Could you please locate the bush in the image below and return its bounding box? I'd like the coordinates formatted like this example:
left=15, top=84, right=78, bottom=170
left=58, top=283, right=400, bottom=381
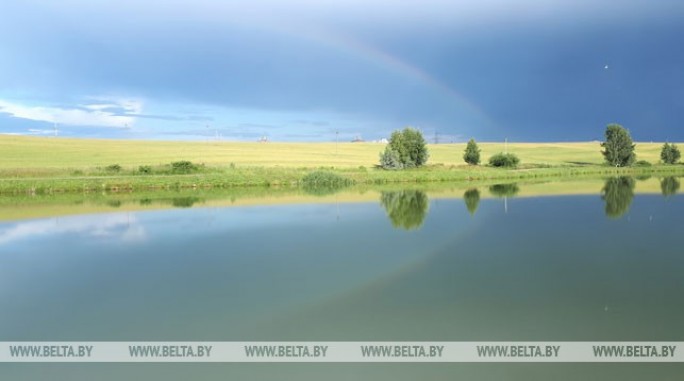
left=463, top=138, right=481, bottom=165
left=661, top=143, right=681, bottom=164
left=105, top=164, right=122, bottom=172
left=601, top=124, right=636, bottom=167
left=379, top=127, right=429, bottom=169
left=138, top=165, right=153, bottom=174
left=379, top=146, right=403, bottom=169
left=301, top=170, right=352, bottom=186
left=170, top=161, right=199, bottom=173
left=488, top=152, right=520, bottom=168
left=301, top=171, right=353, bottom=196
left=634, top=160, right=652, bottom=167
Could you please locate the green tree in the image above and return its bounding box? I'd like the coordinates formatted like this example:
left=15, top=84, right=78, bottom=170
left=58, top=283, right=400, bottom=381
left=463, top=188, right=481, bottom=215
left=380, top=190, right=429, bottom=230
left=601, top=124, right=636, bottom=167
left=381, top=127, right=429, bottom=168
left=660, top=177, right=680, bottom=197
left=660, top=143, right=681, bottom=164
left=463, top=138, right=481, bottom=165
left=601, top=177, right=635, bottom=218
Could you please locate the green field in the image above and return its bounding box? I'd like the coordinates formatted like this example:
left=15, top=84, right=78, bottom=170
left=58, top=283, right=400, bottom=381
left=0, top=135, right=682, bottom=193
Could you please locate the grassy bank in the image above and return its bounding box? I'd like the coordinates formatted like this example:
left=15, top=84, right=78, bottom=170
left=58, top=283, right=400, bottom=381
left=1, top=136, right=683, bottom=194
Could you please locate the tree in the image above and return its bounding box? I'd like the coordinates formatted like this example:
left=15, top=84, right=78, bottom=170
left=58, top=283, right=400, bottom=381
left=601, top=124, right=636, bottom=167
left=463, top=138, right=481, bottom=165
left=660, top=143, right=681, bottom=164
left=381, top=127, right=429, bottom=168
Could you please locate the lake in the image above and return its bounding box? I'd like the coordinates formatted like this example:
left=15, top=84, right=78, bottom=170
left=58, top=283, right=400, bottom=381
left=1, top=176, right=683, bottom=379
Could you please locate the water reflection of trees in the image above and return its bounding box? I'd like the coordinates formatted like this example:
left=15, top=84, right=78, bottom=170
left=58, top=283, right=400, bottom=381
left=488, top=183, right=520, bottom=197
left=172, top=197, right=201, bottom=208
left=660, top=177, right=680, bottom=197
left=380, top=190, right=429, bottom=230
left=463, top=188, right=480, bottom=215
left=601, top=177, right=635, bottom=218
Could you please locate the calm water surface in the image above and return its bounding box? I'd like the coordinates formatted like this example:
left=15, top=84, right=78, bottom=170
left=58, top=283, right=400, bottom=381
left=1, top=177, right=683, bottom=380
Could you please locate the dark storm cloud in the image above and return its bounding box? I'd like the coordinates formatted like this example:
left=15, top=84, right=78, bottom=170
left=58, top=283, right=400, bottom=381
left=0, top=1, right=683, bottom=140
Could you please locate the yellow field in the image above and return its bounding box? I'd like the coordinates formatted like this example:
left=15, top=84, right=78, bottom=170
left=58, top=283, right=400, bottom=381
left=0, top=136, right=676, bottom=169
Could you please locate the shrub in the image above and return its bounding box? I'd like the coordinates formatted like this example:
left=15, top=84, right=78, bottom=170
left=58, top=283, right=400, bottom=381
left=301, top=170, right=352, bottom=186
left=105, top=164, right=122, bottom=172
left=170, top=161, right=199, bottom=173
left=661, top=143, right=681, bottom=164
left=379, top=146, right=403, bottom=169
left=138, top=165, right=153, bottom=174
left=634, top=160, right=652, bottom=167
left=463, top=138, right=481, bottom=165
left=488, top=152, right=520, bottom=168
left=301, top=170, right=353, bottom=196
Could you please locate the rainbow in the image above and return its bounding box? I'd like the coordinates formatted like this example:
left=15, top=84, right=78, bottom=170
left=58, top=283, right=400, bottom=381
left=250, top=19, right=496, bottom=131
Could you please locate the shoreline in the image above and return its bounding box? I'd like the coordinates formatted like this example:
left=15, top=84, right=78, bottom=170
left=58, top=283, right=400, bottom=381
left=1, top=136, right=683, bottom=194
left=0, top=175, right=679, bottom=222
left=1, top=164, right=683, bottom=195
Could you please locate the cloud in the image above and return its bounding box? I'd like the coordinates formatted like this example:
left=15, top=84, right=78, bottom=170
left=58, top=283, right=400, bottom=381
left=0, top=213, right=146, bottom=247
left=27, top=128, right=57, bottom=135
left=0, top=98, right=143, bottom=128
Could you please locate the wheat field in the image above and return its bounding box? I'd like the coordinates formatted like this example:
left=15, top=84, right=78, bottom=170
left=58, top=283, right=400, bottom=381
left=0, top=136, right=674, bottom=169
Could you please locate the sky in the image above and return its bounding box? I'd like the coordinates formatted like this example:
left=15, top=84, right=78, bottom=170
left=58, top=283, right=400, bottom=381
left=1, top=0, right=683, bottom=142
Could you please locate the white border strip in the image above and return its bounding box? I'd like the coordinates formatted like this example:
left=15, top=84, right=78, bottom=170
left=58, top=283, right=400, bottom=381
left=1, top=342, right=681, bottom=362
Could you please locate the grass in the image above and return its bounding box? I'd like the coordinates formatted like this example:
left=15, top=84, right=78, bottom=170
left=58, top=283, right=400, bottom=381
left=1, top=135, right=683, bottom=194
